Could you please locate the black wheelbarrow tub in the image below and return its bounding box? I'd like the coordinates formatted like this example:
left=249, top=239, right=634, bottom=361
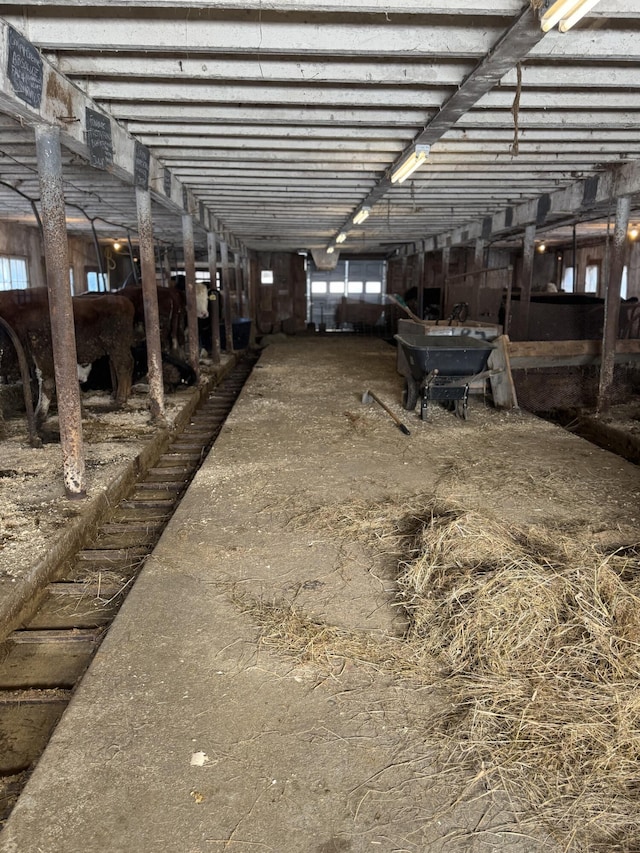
left=395, top=333, right=495, bottom=382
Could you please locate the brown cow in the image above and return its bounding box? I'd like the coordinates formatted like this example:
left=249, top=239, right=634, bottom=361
left=115, top=284, right=186, bottom=354
left=0, top=288, right=134, bottom=423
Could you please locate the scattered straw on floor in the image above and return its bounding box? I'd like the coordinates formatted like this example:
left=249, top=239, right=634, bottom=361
left=240, top=493, right=640, bottom=852
left=398, top=501, right=640, bottom=852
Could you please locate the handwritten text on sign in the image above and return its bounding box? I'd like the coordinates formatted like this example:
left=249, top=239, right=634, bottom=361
left=7, top=27, right=43, bottom=109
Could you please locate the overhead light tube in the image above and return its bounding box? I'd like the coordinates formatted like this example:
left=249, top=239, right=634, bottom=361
left=353, top=207, right=371, bottom=225
left=390, top=144, right=430, bottom=184
left=540, top=0, right=601, bottom=33
left=336, top=232, right=347, bottom=244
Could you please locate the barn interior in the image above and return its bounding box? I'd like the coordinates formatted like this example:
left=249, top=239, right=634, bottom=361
left=0, top=3, right=640, bottom=852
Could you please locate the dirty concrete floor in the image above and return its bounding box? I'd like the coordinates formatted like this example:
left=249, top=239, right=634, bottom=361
left=1, top=337, right=638, bottom=853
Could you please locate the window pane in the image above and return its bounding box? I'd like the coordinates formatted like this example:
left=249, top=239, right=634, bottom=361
left=561, top=267, right=574, bottom=293
left=86, top=272, right=108, bottom=292
left=0, top=258, right=10, bottom=289
left=584, top=265, right=598, bottom=294
left=348, top=281, right=363, bottom=294
left=621, top=266, right=628, bottom=300
left=311, top=281, right=327, bottom=294
left=329, top=281, right=344, bottom=294
left=0, top=256, right=28, bottom=290
left=365, top=280, right=382, bottom=294
left=261, top=270, right=274, bottom=284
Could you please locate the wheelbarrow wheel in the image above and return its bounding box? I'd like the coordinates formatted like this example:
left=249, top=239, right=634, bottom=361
left=402, top=378, right=419, bottom=411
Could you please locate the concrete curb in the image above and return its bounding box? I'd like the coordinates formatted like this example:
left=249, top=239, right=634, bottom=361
left=0, top=355, right=238, bottom=642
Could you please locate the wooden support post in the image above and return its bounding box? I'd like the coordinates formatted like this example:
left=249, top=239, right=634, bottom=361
left=181, top=213, right=200, bottom=379
left=135, top=186, right=165, bottom=423
left=35, top=125, right=86, bottom=499
left=519, top=224, right=536, bottom=340
left=206, top=229, right=221, bottom=365
left=598, top=195, right=630, bottom=412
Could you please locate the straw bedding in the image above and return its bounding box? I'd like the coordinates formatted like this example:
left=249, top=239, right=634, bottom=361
left=398, top=502, right=640, bottom=851
left=244, top=495, right=640, bottom=851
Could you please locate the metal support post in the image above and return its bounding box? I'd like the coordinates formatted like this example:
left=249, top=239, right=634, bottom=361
left=598, top=194, right=630, bottom=412
left=416, top=252, right=425, bottom=320
left=135, top=186, right=165, bottom=422
left=35, top=125, right=86, bottom=500
left=182, top=213, right=200, bottom=378
left=220, top=239, right=234, bottom=352
left=473, top=237, right=484, bottom=321
left=206, top=230, right=221, bottom=364
left=235, top=251, right=244, bottom=316
left=519, top=224, right=536, bottom=340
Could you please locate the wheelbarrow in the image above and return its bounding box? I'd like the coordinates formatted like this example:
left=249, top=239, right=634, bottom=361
left=394, top=333, right=496, bottom=421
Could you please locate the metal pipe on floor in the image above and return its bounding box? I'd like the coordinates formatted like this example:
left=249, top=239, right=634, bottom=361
left=35, top=124, right=86, bottom=499
left=135, top=186, right=165, bottom=422
left=182, top=213, right=200, bottom=379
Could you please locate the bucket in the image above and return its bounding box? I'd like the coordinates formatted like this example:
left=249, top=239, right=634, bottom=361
left=220, top=318, right=252, bottom=350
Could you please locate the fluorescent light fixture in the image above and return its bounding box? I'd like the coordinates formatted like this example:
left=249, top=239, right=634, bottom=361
left=326, top=246, right=335, bottom=254
left=390, top=144, right=430, bottom=184
left=353, top=207, right=371, bottom=225
left=540, top=0, right=601, bottom=33
left=336, top=232, right=347, bottom=244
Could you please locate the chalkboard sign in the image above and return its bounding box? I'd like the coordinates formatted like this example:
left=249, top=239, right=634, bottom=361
left=7, top=27, right=43, bottom=109
left=163, top=168, right=171, bottom=198
left=86, top=108, right=113, bottom=170
left=134, top=141, right=150, bottom=190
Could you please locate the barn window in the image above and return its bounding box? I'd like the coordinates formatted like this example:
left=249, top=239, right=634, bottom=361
left=561, top=267, right=575, bottom=292
left=261, top=270, right=274, bottom=284
left=348, top=281, right=363, bottom=294
left=86, top=270, right=108, bottom=292
left=621, top=266, right=628, bottom=299
left=0, top=255, right=28, bottom=290
left=311, top=281, right=327, bottom=294
left=365, top=280, right=382, bottom=294
left=584, top=263, right=599, bottom=294
left=329, top=281, right=344, bottom=294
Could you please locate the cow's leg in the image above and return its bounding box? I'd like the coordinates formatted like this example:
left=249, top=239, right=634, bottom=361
left=110, top=350, right=134, bottom=406
left=34, top=366, right=54, bottom=424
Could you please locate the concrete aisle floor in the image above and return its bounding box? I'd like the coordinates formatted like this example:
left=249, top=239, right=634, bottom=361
left=1, top=337, right=639, bottom=853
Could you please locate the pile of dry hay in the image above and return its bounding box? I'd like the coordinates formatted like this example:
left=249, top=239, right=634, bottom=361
left=252, top=494, right=640, bottom=850
left=398, top=501, right=640, bottom=852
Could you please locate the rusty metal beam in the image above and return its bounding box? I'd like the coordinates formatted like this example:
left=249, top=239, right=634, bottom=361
left=598, top=194, right=630, bottom=412
left=35, top=124, right=86, bottom=500
left=182, top=213, right=200, bottom=379
left=135, top=186, right=165, bottom=422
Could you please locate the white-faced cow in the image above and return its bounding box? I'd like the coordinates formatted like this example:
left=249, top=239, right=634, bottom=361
left=0, top=288, right=135, bottom=423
